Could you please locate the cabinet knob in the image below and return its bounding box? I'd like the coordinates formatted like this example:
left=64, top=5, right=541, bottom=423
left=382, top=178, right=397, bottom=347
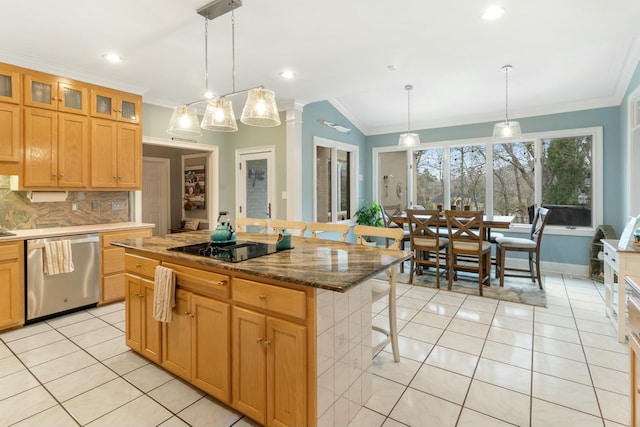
left=258, top=295, right=267, bottom=301
left=264, top=340, right=271, bottom=347
left=213, top=280, right=227, bottom=287
left=135, top=263, right=142, bottom=268
left=59, top=173, right=64, bottom=177
left=256, top=338, right=263, bottom=344
left=184, top=311, right=194, bottom=317
left=135, top=292, right=143, bottom=298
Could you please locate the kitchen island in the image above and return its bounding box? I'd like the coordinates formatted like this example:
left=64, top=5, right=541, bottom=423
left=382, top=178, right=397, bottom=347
left=113, top=230, right=408, bottom=427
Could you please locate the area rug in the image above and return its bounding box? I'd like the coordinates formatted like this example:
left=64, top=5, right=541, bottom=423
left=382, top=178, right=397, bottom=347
left=393, top=269, right=547, bottom=308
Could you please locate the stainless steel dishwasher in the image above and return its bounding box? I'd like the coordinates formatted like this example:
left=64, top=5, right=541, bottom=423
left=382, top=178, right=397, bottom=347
left=26, top=233, right=100, bottom=322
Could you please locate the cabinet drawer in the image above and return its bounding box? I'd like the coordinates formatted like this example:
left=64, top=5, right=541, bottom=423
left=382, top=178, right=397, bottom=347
left=603, top=246, right=619, bottom=272
left=232, top=279, right=306, bottom=320
left=163, top=262, right=229, bottom=299
left=101, top=228, right=152, bottom=248
left=125, top=253, right=159, bottom=279
left=0, top=241, right=20, bottom=262
left=103, top=246, right=125, bottom=274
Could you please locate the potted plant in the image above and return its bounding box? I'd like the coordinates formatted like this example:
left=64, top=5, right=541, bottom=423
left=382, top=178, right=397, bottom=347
left=355, top=200, right=383, bottom=244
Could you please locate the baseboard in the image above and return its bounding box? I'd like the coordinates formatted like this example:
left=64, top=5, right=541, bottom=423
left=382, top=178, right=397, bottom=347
left=504, top=258, right=589, bottom=278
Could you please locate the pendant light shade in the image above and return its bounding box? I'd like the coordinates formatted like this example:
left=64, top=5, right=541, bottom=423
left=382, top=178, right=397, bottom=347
left=201, top=98, right=238, bottom=132
left=167, top=106, right=202, bottom=137
left=241, top=87, right=281, bottom=127
left=492, top=65, right=522, bottom=140
left=398, top=84, right=420, bottom=147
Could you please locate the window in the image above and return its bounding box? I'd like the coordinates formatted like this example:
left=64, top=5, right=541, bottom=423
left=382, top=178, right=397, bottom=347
left=313, top=137, right=358, bottom=223
left=374, top=127, right=602, bottom=234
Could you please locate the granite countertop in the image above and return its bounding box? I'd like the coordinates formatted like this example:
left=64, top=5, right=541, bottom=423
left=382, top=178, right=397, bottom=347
left=0, top=222, right=154, bottom=242
left=113, top=230, right=410, bottom=292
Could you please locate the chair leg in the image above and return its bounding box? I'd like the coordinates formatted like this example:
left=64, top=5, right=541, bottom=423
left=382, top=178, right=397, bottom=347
left=478, top=255, right=484, bottom=296
left=529, top=253, right=535, bottom=283
left=535, top=254, right=543, bottom=289
left=409, top=255, right=415, bottom=284
left=388, top=267, right=400, bottom=362
left=399, top=241, right=405, bottom=273
left=499, top=247, right=506, bottom=287
left=448, top=252, right=454, bottom=291
left=434, top=249, right=440, bottom=289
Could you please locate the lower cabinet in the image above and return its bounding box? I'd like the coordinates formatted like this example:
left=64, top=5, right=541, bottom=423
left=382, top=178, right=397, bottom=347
left=100, top=228, right=152, bottom=304
left=0, top=241, right=24, bottom=331
left=125, top=274, right=161, bottom=363
left=163, top=289, right=231, bottom=404
left=232, top=306, right=307, bottom=427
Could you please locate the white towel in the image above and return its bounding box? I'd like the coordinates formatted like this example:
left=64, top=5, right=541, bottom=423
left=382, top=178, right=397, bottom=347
left=43, top=240, right=74, bottom=275
left=153, top=266, right=176, bottom=323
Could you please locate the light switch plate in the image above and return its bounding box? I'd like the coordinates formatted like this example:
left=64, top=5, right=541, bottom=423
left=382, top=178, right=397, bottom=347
left=112, top=201, right=125, bottom=210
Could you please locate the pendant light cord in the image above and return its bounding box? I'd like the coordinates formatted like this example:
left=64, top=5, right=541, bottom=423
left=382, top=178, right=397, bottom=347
left=405, top=84, right=413, bottom=133
left=231, top=8, right=236, bottom=94
left=204, top=15, right=209, bottom=96
left=505, top=67, right=509, bottom=123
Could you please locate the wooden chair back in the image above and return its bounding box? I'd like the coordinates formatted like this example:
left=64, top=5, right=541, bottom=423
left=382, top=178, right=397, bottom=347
left=382, top=204, right=402, bottom=228
left=270, top=219, right=308, bottom=236
left=406, top=209, right=441, bottom=241
left=235, top=217, right=268, bottom=233
left=531, top=207, right=551, bottom=244
left=353, top=225, right=404, bottom=250
left=308, top=222, right=350, bottom=242
left=445, top=210, right=484, bottom=247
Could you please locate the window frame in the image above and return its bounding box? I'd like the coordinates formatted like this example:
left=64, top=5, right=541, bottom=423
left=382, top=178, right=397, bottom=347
left=372, top=126, right=603, bottom=237
left=312, top=136, right=359, bottom=223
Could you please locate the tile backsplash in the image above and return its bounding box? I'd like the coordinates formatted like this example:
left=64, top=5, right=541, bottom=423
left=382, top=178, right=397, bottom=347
left=0, top=178, right=130, bottom=229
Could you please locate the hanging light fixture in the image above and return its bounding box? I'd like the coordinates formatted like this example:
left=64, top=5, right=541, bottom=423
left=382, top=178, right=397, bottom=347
left=167, top=0, right=280, bottom=137
left=398, top=84, right=420, bottom=148
left=492, top=65, right=522, bottom=139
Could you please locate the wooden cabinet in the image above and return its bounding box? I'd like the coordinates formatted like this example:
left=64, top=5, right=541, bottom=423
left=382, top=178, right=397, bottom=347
left=24, top=72, right=88, bottom=115
left=0, top=64, right=20, bottom=104
left=22, top=108, right=88, bottom=188
left=161, top=270, right=231, bottom=404
left=0, top=64, right=21, bottom=174
left=0, top=241, right=25, bottom=331
left=90, top=88, right=141, bottom=124
left=631, top=330, right=640, bottom=426
left=91, top=119, right=141, bottom=189
left=125, top=274, right=162, bottom=363
left=100, top=229, right=152, bottom=304
left=232, top=278, right=307, bottom=427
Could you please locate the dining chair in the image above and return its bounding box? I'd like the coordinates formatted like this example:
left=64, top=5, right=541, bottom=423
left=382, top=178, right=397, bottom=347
left=234, top=217, right=268, bottom=233
left=353, top=224, right=404, bottom=362
left=445, top=210, right=492, bottom=296
left=308, top=222, right=350, bottom=242
left=270, top=219, right=308, bottom=236
left=382, top=204, right=410, bottom=271
left=495, top=207, right=551, bottom=289
left=406, top=209, right=449, bottom=288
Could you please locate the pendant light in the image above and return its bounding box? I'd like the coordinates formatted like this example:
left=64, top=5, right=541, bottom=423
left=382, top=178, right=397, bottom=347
left=167, top=0, right=280, bottom=137
left=492, top=65, right=522, bottom=139
left=398, top=84, right=420, bottom=148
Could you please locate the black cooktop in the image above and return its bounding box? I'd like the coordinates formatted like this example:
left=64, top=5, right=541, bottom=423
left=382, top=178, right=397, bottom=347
left=167, top=240, right=278, bottom=263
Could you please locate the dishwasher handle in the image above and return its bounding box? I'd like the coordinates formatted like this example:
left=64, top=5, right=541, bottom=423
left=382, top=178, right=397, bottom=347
left=27, top=234, right=100, bottom=250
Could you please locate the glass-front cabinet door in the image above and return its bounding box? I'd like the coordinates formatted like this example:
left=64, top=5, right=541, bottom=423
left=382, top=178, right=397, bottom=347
left=91, top=88, right=141, bottom=124
left=0, top=65, right=20, bottom=104
left=24, top=73, right=88, bottom=115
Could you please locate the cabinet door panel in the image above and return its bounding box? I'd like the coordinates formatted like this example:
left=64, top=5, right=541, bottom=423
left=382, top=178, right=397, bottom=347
left=125, top=274, right=142, bottom=353
left=90, top=88, right=117, bottom=120
left=90, top=119, right=117, bottom=188
left=118, top=94, right=141, bottom=124
left=59, top=83, right=87, bottom=115
left=0, top=262, right=21, bottom=329
left=0, top=103, right=20, bottom=163
left=232, top=307, right=267, bottom=424
left=23, top=108, right=57, bottom=187
left=142, top=278, right=161, bottom=363
left=24, top=74, right=56, bottom=110
left=102, top=273, right=125, bottom=304
left=0, top=66, right=19, bottom=104
left=266, top=317, right=307, bottom=427
left=162, top=289, right=191, bottom=379
left=116, top=123, right=141, bottom=188
left=192, top=294, right=230, bottom=403
left=58, top=113, right=88, bottom=187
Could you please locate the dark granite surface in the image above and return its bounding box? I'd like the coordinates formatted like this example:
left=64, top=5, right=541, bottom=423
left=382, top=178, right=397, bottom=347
left=112, top=230, right=410, bottom=292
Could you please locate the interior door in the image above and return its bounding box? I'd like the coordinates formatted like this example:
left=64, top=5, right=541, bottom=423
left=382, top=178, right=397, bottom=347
left=142, top=157, right=170, bottom=236
left=236, top=148, right=275, bottom=221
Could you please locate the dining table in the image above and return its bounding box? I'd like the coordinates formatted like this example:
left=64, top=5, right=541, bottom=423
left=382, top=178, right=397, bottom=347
left=390, top=211, right=515, bottom=241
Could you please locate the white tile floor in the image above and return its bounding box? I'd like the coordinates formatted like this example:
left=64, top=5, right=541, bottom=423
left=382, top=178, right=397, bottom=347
left=0, top=273, right=630, bottom=427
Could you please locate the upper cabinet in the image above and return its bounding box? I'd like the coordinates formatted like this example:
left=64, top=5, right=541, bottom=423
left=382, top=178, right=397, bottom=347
left=24, top=72, right=88, bottom=115
left=0, top=64, right=20, bottom=104
left=91, top=88, right=141, bottom=124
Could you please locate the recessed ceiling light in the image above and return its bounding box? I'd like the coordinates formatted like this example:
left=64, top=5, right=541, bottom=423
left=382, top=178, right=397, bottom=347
left=482, top=6, right=505, bottom=20
left=387, top=65, right=398, bottom=71
left=102, top=53, right=124, bottom=63
left=280, top=70, right=295, bottom=79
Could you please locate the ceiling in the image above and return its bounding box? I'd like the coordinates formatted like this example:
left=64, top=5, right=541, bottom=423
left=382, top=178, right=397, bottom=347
left=2, top=0, right=640, bottom=136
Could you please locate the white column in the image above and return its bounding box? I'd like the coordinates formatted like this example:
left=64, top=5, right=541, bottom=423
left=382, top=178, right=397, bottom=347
left=285, top=103, right=304, bottom=220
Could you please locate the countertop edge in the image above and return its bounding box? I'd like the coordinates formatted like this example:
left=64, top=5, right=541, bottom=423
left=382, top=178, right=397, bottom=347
left=0, top=222, right=155, bottom=242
